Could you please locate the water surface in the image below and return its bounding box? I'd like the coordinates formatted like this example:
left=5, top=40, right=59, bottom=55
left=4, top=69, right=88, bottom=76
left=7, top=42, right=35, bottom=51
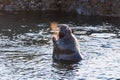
left=0, top=12, right=120, bottom=80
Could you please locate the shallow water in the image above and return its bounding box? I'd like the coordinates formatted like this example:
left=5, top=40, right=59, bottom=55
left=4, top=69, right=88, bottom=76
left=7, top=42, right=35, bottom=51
left=0, top=12, right=120, bottom=80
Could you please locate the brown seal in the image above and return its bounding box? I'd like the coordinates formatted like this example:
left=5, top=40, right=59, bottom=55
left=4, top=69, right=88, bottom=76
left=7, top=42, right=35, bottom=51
left=52, top=24, right=82, bottom=63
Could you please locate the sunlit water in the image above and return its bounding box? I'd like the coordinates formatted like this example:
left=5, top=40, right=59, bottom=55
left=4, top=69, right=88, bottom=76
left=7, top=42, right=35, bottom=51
left=0, top=12, right=120, bottom=80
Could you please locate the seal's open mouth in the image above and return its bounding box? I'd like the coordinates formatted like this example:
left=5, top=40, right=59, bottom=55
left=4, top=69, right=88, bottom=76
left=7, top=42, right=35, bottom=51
left=59, top=32, right=65, bottom=39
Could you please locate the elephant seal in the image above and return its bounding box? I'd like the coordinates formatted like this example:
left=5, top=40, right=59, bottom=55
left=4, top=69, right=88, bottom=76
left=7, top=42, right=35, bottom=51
left=52, top=24, right=82, bottom=63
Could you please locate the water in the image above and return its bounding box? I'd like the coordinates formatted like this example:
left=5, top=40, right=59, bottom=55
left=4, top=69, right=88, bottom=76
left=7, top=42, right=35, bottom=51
left=0, top=12, right=120, bottom=80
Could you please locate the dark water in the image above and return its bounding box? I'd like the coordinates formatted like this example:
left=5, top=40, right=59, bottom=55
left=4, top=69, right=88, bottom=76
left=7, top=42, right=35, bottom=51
left=0, top=12, right=120, bottom=80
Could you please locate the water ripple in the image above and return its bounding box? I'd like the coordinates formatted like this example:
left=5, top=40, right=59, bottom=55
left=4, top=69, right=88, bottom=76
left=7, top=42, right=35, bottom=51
left=0, top=14, right=120, bottom=80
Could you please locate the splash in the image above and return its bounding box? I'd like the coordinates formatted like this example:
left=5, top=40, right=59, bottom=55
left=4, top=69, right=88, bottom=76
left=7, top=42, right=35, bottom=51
left=50, top=22, right=59, bottom=40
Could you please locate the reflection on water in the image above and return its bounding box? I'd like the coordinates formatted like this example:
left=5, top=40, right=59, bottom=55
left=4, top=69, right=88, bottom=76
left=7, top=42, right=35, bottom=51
left=0, top=12, right=120, bottom=80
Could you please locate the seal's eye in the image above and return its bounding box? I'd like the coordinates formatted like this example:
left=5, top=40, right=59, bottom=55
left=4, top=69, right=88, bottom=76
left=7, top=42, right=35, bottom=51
left=59, top=32, right=65, bottom=39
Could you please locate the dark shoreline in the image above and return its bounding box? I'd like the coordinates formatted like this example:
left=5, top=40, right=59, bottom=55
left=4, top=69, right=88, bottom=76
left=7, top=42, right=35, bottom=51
left=0, top=10, right=120, bottom=18
left=0, top=0, right=120, bottom=17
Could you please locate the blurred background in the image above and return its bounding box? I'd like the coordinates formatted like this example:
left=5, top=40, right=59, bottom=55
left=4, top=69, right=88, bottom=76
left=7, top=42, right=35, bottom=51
left=0, top=0, right=120, bottom=80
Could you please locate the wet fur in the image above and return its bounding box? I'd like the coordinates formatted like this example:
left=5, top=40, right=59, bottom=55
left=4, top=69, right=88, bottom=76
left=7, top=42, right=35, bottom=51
left=52, top=24, right=82, bottom=63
